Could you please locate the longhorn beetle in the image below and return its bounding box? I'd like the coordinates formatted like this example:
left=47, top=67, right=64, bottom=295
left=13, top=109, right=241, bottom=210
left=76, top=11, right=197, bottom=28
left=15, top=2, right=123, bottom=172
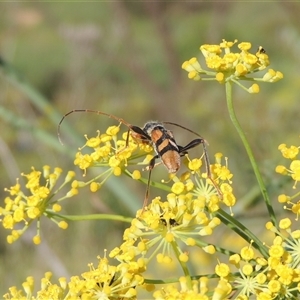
left=57, top=109, right=221, bottom=209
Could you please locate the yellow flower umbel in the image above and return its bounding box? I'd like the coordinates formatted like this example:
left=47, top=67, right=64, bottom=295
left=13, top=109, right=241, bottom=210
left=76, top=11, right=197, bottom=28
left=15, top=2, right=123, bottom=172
left=183, top=39, right=283, bottom=228
left=221, top=218, right=300, bottom=299
left=3, top=254, right=144, bottom=300
left=182, top=39, right=283, bottom=93
left=73, top=126, right=152, bottom=191
left=109, top=153, right=233, bottom=270
left=153, top=276, right=232, bottom=300
left=0, top=166, right=77, bottom=244
left=276, top=140, right=300, bottom=219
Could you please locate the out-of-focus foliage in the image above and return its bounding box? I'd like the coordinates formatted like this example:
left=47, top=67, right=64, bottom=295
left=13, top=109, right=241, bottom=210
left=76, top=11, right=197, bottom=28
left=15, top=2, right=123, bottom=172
left=0, top=1, right=299, bottom=294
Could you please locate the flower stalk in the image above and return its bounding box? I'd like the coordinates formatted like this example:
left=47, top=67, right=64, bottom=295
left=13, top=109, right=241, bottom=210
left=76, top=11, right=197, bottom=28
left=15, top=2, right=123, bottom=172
left=225, top=80, right=277, bottom=227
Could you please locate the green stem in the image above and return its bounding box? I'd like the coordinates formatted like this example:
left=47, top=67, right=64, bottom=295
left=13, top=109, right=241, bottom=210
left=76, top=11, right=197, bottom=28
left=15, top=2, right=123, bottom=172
left=225, top=81, right=277, bottom=227
left=48, top=212, right=133, bottom=223
left=171, top=241, right=192, bottom=289
left=216, top=209, right=268, bottom=258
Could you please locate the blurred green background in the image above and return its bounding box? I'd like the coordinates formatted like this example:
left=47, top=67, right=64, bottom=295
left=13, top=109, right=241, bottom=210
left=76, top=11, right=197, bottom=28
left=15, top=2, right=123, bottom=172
left=0, top=1, right=299, bottom=295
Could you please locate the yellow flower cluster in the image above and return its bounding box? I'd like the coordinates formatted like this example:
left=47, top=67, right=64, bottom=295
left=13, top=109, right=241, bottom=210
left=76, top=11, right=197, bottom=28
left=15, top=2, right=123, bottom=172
left=276, top=142, right=300, bottom=219
left=182, top=39, right=283, bottom=93
left=0, top=166, right=77, bottom=244
left=74, top=126, right=153, bottom=190
left=3, top=254, right=144, bottom=300
left=109, top=153, right=234, bottom=268
left=220, top=220, right=300, bottom=299
left=153, top=276, right=232, bottom=300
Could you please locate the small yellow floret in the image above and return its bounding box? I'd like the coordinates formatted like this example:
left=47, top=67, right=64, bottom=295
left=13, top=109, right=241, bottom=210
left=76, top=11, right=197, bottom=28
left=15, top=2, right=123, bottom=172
left=242, top=264, right=253, bottom=276
left=215, top=262, right=230, bottom=277
left=65, top=171, right=76, bottom=182
left=106, top=125, right=120, bottom=136
left=248, top=83, right=260, bottom=94
left=109, top=156, right=120, bottom=168
left=235, top=63, right=248, bottom=76
left=275, top=165, right=287, bottom=175
left=132, top=170, right=141, bottom=180
left=186, top=237, right=196, bottom=246
left=52, top=203, right=62, bottom=212
left=279, top=218, right=291, bottom=230
left=113, top=167, right=122, bottom=176
left=238, top=42, right=252, bottom=51
left=179, top=253, right=189, bottom=262
left=216, top=72, right=225, bottom=83
left=58, top=221, right=68, bottom=229
left=229, top=254, right=241, bottom=265
left=90, top=182, right=101, bottom=192
left=203, top=245, right=216, bottom=254
left=188, top=158, right=202, bottom=171
left=67, top=188, right=79, bottom=197
left=188, top=70, right=201, bottom=81
left=171, top=182, right=185, bottom=195
left=33, top=235, right=41, bottom=245
left=278, top=194, right=289, bottom=203
left=240, top=246, right=254, bottom=261
left=165, top=232, right=175, bottom=242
